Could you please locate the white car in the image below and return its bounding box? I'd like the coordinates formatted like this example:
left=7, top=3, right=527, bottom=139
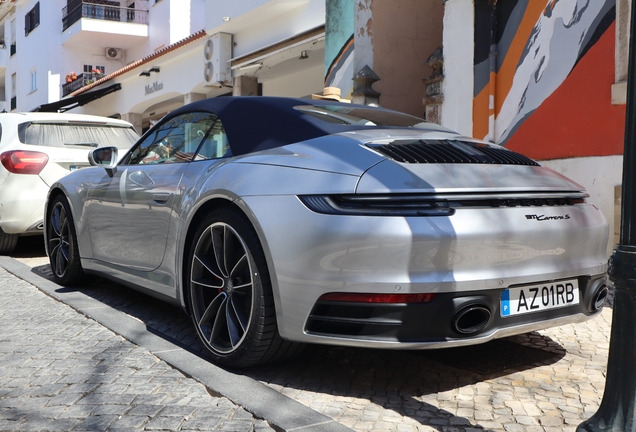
left=0, top=112, right=139, bottom=254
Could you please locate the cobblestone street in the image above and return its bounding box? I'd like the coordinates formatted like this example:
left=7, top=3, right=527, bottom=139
left=0, top=238, right=613, bottom=431
left=0, top=265, right=274, bottom=432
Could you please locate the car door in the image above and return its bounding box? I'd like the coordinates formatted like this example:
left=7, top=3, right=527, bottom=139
left=85, top=111, right=216, bottom=271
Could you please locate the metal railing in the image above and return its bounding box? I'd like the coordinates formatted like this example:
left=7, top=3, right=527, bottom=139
left=62, top=1, right=149, bottom=31
left=62, top=72, right=105, bottom=97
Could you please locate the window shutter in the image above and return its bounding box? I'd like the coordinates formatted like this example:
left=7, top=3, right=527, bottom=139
left=34, top=3, right=40, bottom=30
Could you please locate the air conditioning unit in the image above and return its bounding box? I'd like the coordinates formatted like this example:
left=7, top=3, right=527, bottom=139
left=105, top=47, right=122, bottom=60
left=203, top=33, right=232, bottom=87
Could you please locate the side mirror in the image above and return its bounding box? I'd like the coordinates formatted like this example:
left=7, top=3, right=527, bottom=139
left=89, top=146, right=118, bottom=177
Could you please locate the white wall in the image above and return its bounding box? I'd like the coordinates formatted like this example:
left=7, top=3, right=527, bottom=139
left=353, top=0, right=373, bottom=75
left=206, top=0, right=325, bottom=58
left=205, top=0, right=275, bottom=32
left=169, top=0, right=191, bottom=44
left=190, top=0, right=206, bottom=34
left=16, top=0, right=65, bottom=109
left=263, top=61, right=323, bottom=97
left=441, top=0, right=474, bottom=136
left=121, top=0, right=205, bottom=71
left=541, top=156, right=622, bottom=256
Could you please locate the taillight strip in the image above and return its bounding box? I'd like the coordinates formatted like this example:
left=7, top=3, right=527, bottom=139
left=318, top=292, right=436, bottom=304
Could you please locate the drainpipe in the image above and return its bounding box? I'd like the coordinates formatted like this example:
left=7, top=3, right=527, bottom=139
left=577, top=1, right=636, bottom=430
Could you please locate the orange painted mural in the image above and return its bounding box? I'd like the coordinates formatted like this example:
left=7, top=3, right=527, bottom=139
left=473, top=0, right=623, bottom=160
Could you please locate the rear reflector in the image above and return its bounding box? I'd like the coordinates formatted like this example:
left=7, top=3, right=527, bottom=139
left=318, top=292, right=436, bottom=304
left=0, top=151, right=49, bottom=175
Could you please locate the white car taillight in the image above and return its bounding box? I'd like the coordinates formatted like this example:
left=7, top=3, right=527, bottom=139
left=0, top=151, right=49, bottom=175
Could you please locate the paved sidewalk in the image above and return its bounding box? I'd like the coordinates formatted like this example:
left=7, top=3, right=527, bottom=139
left=2, top=245, right=614, bottom=432
left=0, top=266, right=273, bottom=432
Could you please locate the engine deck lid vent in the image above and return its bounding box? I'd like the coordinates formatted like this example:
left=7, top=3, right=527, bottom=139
left=367, top=139, right=540, bottom=166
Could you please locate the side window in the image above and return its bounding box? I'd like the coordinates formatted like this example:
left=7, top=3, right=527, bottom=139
left=126, top=112, right=216, bottom=165
left=194, top=119, right=232, bottom=161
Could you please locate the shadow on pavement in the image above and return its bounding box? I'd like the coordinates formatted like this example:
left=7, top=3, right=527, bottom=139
left=11, top=235, right=46, bottom=258
left=29, top=261, right=566, bottom=432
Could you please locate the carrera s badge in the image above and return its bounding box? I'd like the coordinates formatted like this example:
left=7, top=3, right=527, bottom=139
left=526, top=214, right=571, bottom=221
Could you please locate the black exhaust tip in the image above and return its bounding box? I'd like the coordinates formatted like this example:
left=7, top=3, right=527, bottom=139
left=452, top=305, right=491, bottom=335
left=591, top=285, right=609, bottom=311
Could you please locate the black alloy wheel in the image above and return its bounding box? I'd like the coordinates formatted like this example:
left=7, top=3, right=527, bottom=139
left=47, top=195, right=85, bottom=285
left=188, top=207, right=301, bottom=368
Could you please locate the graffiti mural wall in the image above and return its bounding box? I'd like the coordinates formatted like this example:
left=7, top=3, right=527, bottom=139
left=325, top=0, right=355, bottom=97
left=473, top=0, right=624, bottom=160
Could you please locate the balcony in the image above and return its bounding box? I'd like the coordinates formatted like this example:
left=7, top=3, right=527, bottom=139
left=63, top=1, right=149, bottom=31
left=62, top=72, right=105, bottom=97
left=61, top=1, right=149, bottom=49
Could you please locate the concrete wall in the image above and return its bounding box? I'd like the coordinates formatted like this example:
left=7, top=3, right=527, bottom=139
left=541, top=156, right=622, bottom=257
left=263, top=61, right=324, bottom=97
left=440, top=0, right=473, bottom=136
left=371, top=0, right=443, bottom=117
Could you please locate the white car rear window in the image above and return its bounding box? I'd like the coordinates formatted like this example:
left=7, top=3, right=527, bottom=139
left=18, top=122, right=138, bottom=150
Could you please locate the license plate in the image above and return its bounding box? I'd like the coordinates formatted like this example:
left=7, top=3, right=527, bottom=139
left=501, top=279, right=579, bottom=317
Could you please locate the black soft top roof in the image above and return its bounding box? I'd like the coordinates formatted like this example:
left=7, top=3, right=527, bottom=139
left=164, top=96, right=430, bottom=156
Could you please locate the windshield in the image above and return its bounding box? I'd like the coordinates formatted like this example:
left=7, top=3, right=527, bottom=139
left=294, top=105, right=453, bottom=132
left=18, top=122, right=139, bottom=150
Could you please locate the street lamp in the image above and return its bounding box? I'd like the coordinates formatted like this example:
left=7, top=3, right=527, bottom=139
left=577, top=3, right=636, bottom=431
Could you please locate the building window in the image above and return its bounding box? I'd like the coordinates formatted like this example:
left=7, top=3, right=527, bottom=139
left=11, top=73, right=16, bottom=111
left=30, top=70, right=36, bottom=93
left=25, top=2, right=40, bottom=36
left=84, top=65, right=105, bottom=74
left=10, top=19, right=15, bottom=56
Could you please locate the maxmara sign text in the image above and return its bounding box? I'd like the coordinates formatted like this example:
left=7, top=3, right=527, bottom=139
left=145, top=82, right=163, bottom=96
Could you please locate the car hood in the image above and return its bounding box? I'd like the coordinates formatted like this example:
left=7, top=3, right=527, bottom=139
left=233, top=129, right=584, bottom=193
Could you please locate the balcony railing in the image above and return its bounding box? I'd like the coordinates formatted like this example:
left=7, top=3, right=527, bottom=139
left=62, top=72, right=105, bottom=97
left=62, top=1, right=149, bottom=31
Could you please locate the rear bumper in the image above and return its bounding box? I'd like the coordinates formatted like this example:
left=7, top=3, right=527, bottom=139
left=304, top=274, right=608, bottom=346
left=0, top=174, right=49, bottom=234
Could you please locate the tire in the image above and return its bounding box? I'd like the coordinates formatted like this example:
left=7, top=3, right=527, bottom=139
left=46, top=195, right=85, bottom=286
left=0, top=227, right=18, bottom=255
left=187, top=207, right=302, bottom=368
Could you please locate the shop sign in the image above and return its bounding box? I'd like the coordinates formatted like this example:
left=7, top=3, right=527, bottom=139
left=145, top=82, right=164, bottom=95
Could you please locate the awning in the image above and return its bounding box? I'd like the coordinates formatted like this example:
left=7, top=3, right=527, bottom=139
left=32, top=83, right=122, bottom=113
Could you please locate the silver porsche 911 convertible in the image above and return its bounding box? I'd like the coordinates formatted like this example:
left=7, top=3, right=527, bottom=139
left=44, top=97, right=609, bottom=368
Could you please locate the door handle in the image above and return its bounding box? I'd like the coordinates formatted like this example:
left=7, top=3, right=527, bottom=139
left=152, top=193, right=171, bottom=204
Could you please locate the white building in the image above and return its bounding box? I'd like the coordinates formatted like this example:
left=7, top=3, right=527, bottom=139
left=0, top=0, right=325, bottom=133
